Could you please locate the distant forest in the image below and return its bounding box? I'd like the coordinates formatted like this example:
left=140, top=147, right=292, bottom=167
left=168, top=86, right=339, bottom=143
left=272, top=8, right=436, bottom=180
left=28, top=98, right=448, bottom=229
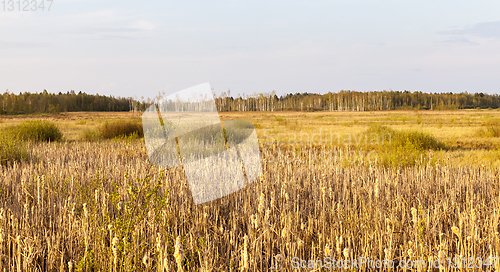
left=215, top=90, right=500, bottom=112
left=0, top=90, right=139, bottom=114
left=1, top=89, right=500, bottom=114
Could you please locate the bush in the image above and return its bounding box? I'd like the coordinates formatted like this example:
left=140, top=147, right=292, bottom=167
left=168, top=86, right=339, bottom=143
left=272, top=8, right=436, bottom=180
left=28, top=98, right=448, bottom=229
left=366, top=124, right=444, bottom=150
left=0, top=134, right=31, bottom=166
left=81, top=120, right=143, bottom=141
left=366, top=124, right=445, bottom=167
left=99, top=120, right=143, bottom=139
left=9, top=120, right=63, bottom=142
left=392, top=130, right=445, bottom=150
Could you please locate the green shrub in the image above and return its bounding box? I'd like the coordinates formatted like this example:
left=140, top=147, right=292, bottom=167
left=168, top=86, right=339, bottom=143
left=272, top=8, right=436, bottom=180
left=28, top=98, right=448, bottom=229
left=392, top=130, right=445, bottom=150
left=366, top=124, right=445, bottom=167
left=82, top=120, right=143, bottom=141
left=9, top=120, right=63, bottom=142
left=366, top=124, right=444, bottom=150
left=99, top=120, right=143, bottom=139
left=0, top=134, right=31, bottom=166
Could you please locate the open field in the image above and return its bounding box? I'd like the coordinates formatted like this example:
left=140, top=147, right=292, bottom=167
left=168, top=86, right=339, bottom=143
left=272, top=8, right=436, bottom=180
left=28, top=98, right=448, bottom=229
left=221, top=109, right=500, bottom=168
left=221, top=109, right=500, bottom=147
left=0, top=112, right=142, bottom=142
left=1, top=110, right=500, bottom=271
left=3, top=109, right=500, bottom=145
left=3, top=109, right=500, bottom=144
left=2, top=109, right=500, bottom=166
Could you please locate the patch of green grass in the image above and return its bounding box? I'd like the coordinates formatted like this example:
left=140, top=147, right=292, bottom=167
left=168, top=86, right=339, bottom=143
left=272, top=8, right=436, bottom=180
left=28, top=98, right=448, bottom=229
left=111, top=132, right=143, bottom=142
left=80, top=128, right=100, bottom=141
left=367, top=124, right=445, bottom=150
left=366, top=124, right=445, bottom=167
left=8, top=120, right=63, bottom=142
left=0, top=134, right=31, bottom=166
left=273, top=116, right=288, bottom=126
left=0, top=120, right=59, bottom=165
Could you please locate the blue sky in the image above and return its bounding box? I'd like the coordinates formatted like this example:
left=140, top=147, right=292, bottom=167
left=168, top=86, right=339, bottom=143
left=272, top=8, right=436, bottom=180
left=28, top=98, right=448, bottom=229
left=1, top=0, right=500, bottom=99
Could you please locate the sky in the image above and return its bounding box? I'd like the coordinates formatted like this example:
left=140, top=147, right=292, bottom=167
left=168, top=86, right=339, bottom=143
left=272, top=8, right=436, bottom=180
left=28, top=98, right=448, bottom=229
left=1, top=0, right=500, bottom=99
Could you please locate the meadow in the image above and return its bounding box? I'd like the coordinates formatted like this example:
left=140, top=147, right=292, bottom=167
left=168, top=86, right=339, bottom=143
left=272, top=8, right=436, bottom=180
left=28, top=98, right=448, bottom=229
left=1, top=109, right=500, bottom=271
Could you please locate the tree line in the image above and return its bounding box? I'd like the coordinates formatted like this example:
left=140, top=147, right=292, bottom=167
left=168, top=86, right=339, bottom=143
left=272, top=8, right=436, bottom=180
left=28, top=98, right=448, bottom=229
left=215, top=90, right=500, bottom=112
left=0, top=90, right=148, bottom=114
left=1, top=89, right=500, bottom=114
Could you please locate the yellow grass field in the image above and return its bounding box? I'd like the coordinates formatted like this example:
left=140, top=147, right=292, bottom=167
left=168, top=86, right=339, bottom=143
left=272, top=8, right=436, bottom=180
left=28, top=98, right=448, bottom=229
left=1, top=109, right=500, bottom=271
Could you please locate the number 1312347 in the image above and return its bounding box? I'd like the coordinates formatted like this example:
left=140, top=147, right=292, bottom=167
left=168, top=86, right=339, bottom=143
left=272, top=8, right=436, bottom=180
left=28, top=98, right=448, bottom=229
left=2, top=0, right=53, bottom=11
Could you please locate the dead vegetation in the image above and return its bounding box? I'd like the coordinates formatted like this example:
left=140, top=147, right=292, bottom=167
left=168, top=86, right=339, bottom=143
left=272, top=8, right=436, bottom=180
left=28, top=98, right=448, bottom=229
left=1, top=140, right=499, bottom=271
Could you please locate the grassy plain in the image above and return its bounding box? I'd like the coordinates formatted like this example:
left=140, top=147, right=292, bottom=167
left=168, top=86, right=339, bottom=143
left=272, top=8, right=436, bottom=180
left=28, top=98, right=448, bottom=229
left=0, top=112, right=142, bottom=142
left=1, top=109, right=500, bottom=271
left=220, top=109, right=500, bottom=167
left=2, top=109, right=500, bottom=147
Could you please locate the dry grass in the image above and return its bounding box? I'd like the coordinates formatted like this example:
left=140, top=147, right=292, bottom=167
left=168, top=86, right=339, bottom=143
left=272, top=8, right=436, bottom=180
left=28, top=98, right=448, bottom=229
left=0, top=112, right=142, bottom=142
left=220, top=109, right=500, bottom=166
left=0, top=140, right=499, bottom=271
left=1, top=110, right=500, bottom=271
